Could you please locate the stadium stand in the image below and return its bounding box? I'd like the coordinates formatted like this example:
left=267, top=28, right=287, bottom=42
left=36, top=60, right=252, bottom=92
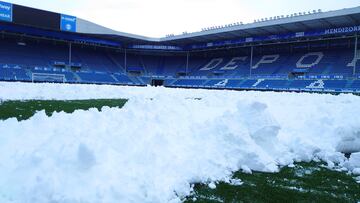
left=0, top=1, right=359, bottom=93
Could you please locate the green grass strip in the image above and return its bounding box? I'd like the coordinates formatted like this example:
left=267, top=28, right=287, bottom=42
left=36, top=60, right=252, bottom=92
left=185, top=162, right=360, bottom=203
left=0, top=99, right=128, bottom=121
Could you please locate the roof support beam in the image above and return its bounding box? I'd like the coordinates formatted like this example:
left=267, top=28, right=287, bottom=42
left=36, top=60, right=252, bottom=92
left=186, top=51, right=189, bottom=76
left=353, top=34, right=358, bottom=76
left=276, top=24, right=293, bottom=33
left=319, top=18, right=335, bottom=27
left=296, top=22, right=312, bottom=31
left=347, top=15, right=359, bottom=24
left=124, top=49, right=127, bottom=72
left=255, top=27, right=274, bottom=35
left=68, top=42, right=72, bottom=68
left=232, top=29, right=253, bottom=37
left=250, top=45, right=254, bottom=78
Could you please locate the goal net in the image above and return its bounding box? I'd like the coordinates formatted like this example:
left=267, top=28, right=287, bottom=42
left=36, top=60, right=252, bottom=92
left=32, top=73, right=66, bottom=83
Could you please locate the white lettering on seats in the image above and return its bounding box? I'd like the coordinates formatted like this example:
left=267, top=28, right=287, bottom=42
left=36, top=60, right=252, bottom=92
left=200, top=58, right=223, bottom=71
left=306, top=80, right=324, bottom=89
left=252, top=79, right=265, bottom=87
left=214, top=79, right=228, bottom=87
left=252, top=55, right=279, bottom=69
left=296, top=52, right=324, bottom=68
left=220, top=57, right=247, bottom=70
left=347, top=50, right=360, bottom=67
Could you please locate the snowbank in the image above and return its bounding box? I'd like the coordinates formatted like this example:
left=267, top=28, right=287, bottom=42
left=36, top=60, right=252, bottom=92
left=0, top=82, right=360, bottom=202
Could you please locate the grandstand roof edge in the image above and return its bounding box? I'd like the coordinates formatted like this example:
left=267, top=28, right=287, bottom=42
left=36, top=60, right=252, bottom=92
left=76, top=18, right=161, bottom=42
left=75, top=6, right=360, bottom=43
left=159, top=6, right=360, bottom=41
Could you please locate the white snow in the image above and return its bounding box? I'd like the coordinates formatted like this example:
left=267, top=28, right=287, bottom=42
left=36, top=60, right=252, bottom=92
left=0, top=82, right=360, bottom=202
left=288, top=164, right=296, bottom=168
left=208, top=182, right=217, bottom=189
left=353, top=168, right=360, bottom=175
left=356, top=176, right=360, bottom=184
left=228, top=178, right=243, bottom=186
left=344, top=153, right=360, bottom=170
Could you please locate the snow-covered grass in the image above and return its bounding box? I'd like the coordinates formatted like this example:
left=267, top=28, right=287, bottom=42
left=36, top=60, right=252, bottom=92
left=186, top=161, right=360, bottom=202
left=0, top=82, right=360, bottom=202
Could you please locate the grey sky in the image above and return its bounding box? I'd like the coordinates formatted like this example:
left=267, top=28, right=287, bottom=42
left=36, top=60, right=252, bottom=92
left=5, top=0, right=360, bottom=37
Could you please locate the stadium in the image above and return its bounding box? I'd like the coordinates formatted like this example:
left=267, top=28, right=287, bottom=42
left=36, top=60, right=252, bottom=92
left=0, top=2, right=359, bottom=91
left=0, top=0, right=360, bottom=202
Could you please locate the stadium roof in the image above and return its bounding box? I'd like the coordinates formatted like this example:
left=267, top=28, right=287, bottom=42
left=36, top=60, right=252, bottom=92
left=1, top=1, right=360, bottom=47
left=76, top=6, right=360, bottom=45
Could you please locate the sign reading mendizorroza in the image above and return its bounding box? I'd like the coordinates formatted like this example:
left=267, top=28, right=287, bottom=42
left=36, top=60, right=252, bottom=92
left=325, top=25, right=360, bottom=35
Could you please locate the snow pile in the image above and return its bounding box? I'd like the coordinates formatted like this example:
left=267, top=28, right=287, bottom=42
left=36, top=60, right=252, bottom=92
left=0, top=82, right=360, bottom=202
left=344, top=153, right=360, bottom=175
left=337, top=130, right=360, bottom=153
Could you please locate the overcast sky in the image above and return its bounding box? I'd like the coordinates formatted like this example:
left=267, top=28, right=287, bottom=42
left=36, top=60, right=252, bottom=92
left=5, top=0, right=360, bottom=38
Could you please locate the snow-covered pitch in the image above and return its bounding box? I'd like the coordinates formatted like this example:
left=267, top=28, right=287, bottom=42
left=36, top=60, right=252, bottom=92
left=0, top=82, right=360, bottom=203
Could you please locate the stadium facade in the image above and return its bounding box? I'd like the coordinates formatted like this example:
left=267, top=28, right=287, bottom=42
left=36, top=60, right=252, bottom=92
left=0, top=1, right=360, bottom=93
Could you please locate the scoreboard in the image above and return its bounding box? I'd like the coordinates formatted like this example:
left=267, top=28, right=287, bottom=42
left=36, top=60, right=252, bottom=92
left=0, top=1, right=76, bottom=32
left=12, top=4, right=60, bottom=30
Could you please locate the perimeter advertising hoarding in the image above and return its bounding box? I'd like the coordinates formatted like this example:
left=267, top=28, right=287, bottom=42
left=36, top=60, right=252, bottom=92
left=0, top=1, right=12, bottom=22
left=60, top=14, right=76, bottom=32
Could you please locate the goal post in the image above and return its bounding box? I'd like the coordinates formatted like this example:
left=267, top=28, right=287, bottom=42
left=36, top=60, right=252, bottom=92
left=31, top=73, right=66, bottom=83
